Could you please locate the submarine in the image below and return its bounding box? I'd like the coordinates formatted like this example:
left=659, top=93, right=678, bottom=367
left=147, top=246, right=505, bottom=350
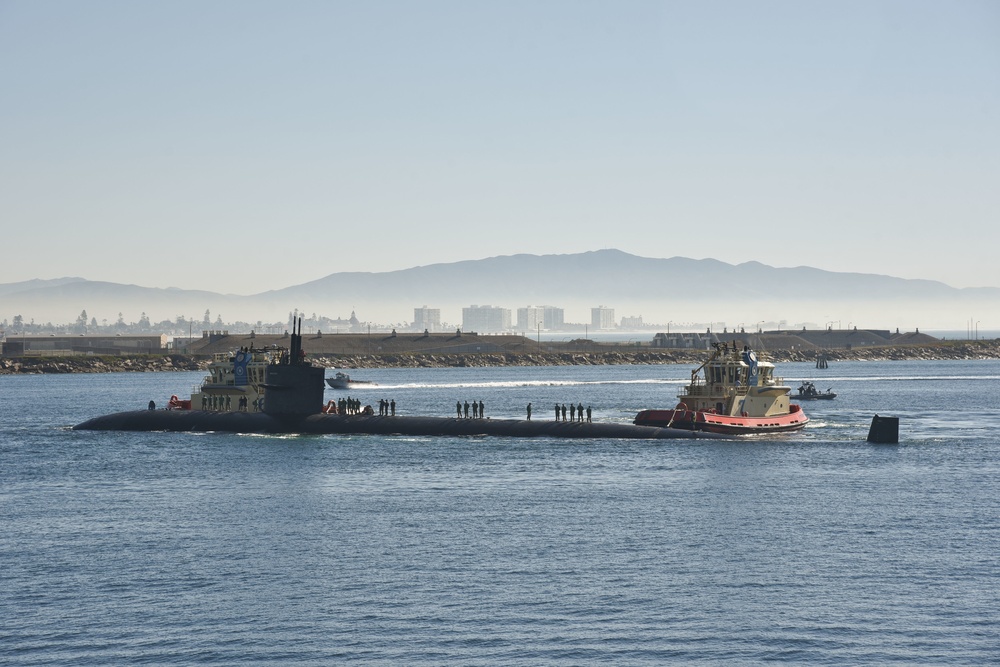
left=73, top=318, right=729, bottom=440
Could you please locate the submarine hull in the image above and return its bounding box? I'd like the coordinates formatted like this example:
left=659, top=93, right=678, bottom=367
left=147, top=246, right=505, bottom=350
left=73, top=410, right=289, bottom=433
left=73, top=410, right=730, bottom=439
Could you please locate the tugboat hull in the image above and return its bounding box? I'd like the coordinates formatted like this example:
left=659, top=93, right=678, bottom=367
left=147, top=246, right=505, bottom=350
left=634, top=405, right=808, bottom=435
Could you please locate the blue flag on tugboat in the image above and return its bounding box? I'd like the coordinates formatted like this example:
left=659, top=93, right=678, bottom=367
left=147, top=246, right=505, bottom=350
left=234, top=350, right=250, bottom=386
left=742, top=347, right=759, bottom=386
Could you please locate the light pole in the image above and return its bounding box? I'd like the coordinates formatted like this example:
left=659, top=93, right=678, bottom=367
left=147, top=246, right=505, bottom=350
left=976, top=321, right=980, bottom=340
left=757, top=320, right=764, bottom=334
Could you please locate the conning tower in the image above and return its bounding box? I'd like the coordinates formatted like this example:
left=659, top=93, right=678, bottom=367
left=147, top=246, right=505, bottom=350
left=263, top=317, right=325, bottom=417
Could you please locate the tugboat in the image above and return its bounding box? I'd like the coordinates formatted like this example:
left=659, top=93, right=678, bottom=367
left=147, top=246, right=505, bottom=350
left=634, top=342, right=808, bottom=435
left=796, top=381, right=836, bottom=400
left=177, top=345, right=288, bottom=413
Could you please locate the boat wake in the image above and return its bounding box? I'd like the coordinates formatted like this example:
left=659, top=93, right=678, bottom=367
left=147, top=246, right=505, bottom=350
left=790, top=375, right=1000, bottom=383
left=337, top=378, right=684, bottom=391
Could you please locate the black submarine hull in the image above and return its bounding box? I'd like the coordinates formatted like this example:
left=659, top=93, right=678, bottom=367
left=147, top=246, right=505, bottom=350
left=73, top=410, right=730, bottom=439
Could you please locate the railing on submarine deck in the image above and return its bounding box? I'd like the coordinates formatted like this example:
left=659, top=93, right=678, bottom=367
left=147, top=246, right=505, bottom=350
left=682, top=378, right=751, bottom=398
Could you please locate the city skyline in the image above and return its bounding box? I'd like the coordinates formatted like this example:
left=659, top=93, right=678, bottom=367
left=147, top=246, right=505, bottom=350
left=0, top=247, right=996, bottom=331
left=0, top=299, right=989, bottom=340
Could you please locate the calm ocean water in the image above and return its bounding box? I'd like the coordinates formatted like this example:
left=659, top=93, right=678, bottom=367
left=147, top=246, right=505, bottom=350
left=2, top=360, right=999, bottom=665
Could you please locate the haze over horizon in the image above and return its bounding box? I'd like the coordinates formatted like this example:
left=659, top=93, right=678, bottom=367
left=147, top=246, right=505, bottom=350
left=2, top=1, right=997, bottom=295
left=1, top=250, right=995, bottom=332
left=4, top=248, right=995, bottom=294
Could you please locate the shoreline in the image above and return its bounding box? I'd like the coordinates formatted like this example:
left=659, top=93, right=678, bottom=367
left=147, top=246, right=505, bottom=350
left=2, top=341, right=999, bottom=375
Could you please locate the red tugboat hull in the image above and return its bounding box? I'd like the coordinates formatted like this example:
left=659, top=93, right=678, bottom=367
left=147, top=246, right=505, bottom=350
left=634, top=404, right=808, bottom=435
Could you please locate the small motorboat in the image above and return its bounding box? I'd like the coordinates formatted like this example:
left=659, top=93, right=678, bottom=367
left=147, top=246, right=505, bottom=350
left=796, top=381, right=836, bottom=400
left=325, top=371, right=376, bottom=390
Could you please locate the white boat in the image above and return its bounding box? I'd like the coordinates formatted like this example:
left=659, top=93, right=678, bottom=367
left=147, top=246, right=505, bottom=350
left=325, top=371, right=376, bottom=390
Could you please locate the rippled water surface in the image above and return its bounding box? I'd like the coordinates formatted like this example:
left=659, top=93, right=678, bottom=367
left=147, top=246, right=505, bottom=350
left=2, top=360, right=999, bottom=664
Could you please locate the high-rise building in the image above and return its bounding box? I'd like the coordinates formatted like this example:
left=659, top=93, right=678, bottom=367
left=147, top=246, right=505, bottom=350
left=517, top=306, right=544, bottom=332
left=462, top=305, right=511, bottom=333
left=518, top=305, right=565, bottom=331
left=591, top=306, right=616, bottom=330
left=542, top=306, right=564, bottom=330
left=413, top=306, right=441, bottom=332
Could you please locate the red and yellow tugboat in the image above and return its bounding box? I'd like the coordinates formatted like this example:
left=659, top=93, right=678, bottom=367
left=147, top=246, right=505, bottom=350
left=635, top=342, right=808, bottom=435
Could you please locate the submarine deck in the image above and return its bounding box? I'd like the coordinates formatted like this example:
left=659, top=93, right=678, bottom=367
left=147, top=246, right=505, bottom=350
left=73, top=410, right=731, bottom=439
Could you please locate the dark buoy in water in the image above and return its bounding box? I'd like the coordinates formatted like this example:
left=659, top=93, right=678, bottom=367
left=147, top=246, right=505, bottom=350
left=867, top=414, right=899, bottom=443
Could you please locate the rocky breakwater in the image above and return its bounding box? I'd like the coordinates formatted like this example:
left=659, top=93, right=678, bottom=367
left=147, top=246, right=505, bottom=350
left=0, top=355, right=206, bottom=375
left=767, top=340, right=1000, bottom=363
left=312, top=350, right=711, bottom=369
left=316, top=342, right=1000, bottom=369
left=3, top=341, right=998, bottom=375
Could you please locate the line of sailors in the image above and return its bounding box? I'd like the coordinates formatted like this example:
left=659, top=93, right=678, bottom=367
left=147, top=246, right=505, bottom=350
left=200, top=394, right=259, bottom=412
left=457, top=400, right=485, bottom=419
left=321, top=397, right=397, bottom=416
left=554, top=403, right=591, bottom=422
left=525, top=402, right=592, bottom=421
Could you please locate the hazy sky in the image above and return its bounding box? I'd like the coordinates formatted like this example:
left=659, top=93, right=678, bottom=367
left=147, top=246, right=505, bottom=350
left=2, top=1, right=997, bottom=294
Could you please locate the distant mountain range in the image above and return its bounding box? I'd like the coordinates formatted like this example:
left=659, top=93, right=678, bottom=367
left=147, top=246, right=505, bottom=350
left=1, top=250, right=996, bottom=329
